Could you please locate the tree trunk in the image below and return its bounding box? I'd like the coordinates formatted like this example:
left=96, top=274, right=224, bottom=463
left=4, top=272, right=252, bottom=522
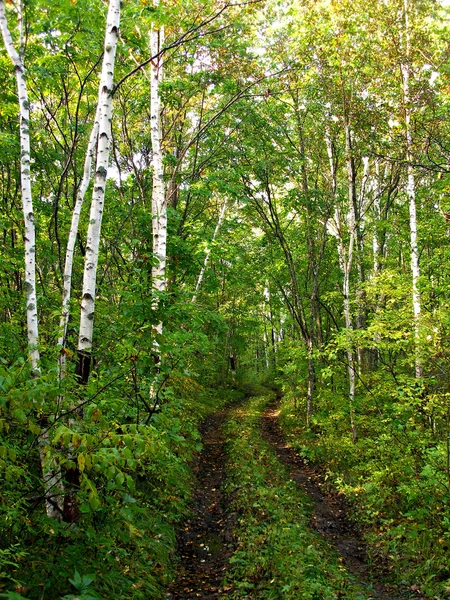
left=150, top=0, right=166, bottom=347
left=0, top=1, right=39, bottom=374
left=326, top=131, right=357, bottom=442
left=402, top=0, right=422, bottom=379
left=345, top=123, right=368, bottom=375
left=306, top=337, right=315, bottom=426
left=77, top=0, right=121, bottom=378
left=58, top=109, right=100, bottom=379
left=372, top=159, right=382, bottom=276
left=0, top=0, right=64, bottom=520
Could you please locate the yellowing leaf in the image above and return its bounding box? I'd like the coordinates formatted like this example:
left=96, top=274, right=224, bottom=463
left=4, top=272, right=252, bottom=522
left=78, top=453, right=86, bottom=472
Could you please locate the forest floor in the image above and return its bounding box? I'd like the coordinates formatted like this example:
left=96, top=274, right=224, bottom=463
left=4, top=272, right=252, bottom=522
left=260, top=399, right=404, bottom=600
left=166, top=407, right=237, bottom=599
left=167, top=394, right=412, bottom=599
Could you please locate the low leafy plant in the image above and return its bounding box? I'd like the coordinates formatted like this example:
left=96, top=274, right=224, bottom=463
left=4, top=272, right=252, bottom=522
left=61, top=570, right=101, bottom=600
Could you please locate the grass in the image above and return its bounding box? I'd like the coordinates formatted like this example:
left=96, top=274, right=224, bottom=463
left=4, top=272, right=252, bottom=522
left=277, top=393, right=450, bottom=599
left=222, top=393, right=372, bottom=599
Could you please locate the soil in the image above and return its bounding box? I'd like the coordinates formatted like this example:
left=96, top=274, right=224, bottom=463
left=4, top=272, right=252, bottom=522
left=260, top=400, right=413, bottom=600
left=166, top=409, right=236, bottom=599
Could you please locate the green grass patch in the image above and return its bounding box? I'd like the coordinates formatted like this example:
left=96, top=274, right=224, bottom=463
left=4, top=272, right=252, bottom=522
left=223, top=393, right=371, bottom=599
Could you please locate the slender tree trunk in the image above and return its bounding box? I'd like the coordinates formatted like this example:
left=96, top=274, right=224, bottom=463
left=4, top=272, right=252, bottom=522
left=402, top=0, right=422, bottom=379
left=297, top=119, right=319, bottom=425
left=0, top=1, right=39, bottom=373
left=77, top=0, right=121, bottom=382
left=266, top=287, right=277, bottom=369
left=0, top=0, right=65, bottom=520
left=263, top=319, right=270, bottom=369
left=150, top=0, right=166, bottom=357
left=344, top=123, right=368, bottom=376
left=192, top=199, right=228, bottom=303
left=372, top=159, right=382, bottom=276
left=306, top=337, right=315, bottom=425
left=326, top=131, right=357, bottom=442
left=58, top=109, right=100, bottom=379
left=368, top=159, right=384, bottom=371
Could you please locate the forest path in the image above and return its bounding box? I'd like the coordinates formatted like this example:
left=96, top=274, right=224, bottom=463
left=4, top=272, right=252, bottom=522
left=167, top=393, right=413, bottom=599
left=260, top=398, right=407, bottom=600
left=166, top=407, right=236, bottom=599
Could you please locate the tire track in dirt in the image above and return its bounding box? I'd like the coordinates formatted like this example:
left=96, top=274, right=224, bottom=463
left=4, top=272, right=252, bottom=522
left=260, top=398, right=409, bottom=600
left=166, top=409, right=236, bottom=599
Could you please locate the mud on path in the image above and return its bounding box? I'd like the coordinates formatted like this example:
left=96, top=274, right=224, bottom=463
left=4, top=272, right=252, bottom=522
left=261, top=400, right=406, bottom=600
left=166, top=409, right=235, bottom=599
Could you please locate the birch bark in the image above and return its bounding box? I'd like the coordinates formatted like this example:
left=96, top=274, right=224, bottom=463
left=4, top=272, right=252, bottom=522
left=0, top=0, right=66, bottom=520
left=0, top=0, right=39, bottom=374
left=59, top=109, right=99, bottom=379
left=77, top=0, right=121, bottom=381
left=402, top=0, right=422, bottom=379
left=150, top=0, right=166, bottom=345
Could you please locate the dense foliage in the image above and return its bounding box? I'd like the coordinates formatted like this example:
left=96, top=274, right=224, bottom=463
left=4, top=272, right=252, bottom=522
left=1, top=0, right=450, bottom=597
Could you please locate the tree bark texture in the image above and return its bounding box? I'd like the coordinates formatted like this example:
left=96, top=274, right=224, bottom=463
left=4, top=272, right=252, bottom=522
left=0, top=0, right=39, bottom=374
left=402, top=0, right=422, bottom=379
left=150, top=0, right=166, bottom=331
left=78, top=0, right=121, bottom=363
left=59, top=109, right=100, bottom=379
left=0, top=0, right=65, bottom=520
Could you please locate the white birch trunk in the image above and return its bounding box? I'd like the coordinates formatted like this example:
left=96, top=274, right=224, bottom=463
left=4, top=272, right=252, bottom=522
left=263, top=325, right=270, bottom=369
left=0, top=0, right=65, bottom=520
left=192, top=199, right=228, bottom=303
left=58, top=110, right=100, bottom=378
left=326, top=132, right=357, bottom=442
left=150, top=0, right=166, bottom=347
left=77, top=0, right=121, bottom=377
left=402, top=0, right=422, bottom=379
left=0, top=1, right=39, bottom=374
left=358, top=156, right=370, bottom=233
left=372, top=159, right=382, bottom=276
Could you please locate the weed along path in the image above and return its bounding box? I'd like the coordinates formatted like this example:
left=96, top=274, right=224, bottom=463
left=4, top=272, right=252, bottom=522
left=166, top=408, right=236, bottom=599
left=260, top=398, right=402, bottom=600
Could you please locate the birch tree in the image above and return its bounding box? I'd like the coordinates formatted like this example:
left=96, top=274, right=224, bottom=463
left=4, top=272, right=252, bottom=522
left=401, top=0, right=422, bottom=379
left=77, top=0, right=121, bottom=383
left=0, top=0, right=39, bottom=375
left=325, top=131, right=357, bottom=443
left=150, top=0, right=166, bottom=302
left=58, top=108, right=100, bottom=380
left=149, top=0, right=166, bottom=379
left=0, top=0, right=66, bottom=520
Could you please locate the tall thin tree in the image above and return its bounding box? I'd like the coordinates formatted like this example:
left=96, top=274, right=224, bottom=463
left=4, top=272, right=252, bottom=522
left=77, top=0, right=121, bottom=383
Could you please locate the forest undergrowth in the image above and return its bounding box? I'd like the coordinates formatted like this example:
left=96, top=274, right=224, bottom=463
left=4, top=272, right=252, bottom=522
left=222, top=391, right=372, bottom=599
left=278, top=392, right=450, bottom=599
left=0, top=380, right=240, bottom=600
